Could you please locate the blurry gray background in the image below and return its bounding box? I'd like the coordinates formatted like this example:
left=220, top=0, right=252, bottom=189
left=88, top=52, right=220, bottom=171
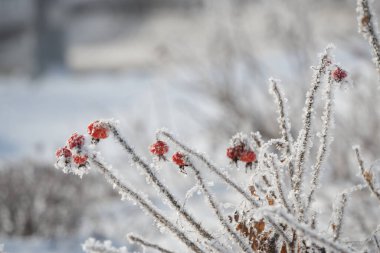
left=1, top=0, right=380, bottom=252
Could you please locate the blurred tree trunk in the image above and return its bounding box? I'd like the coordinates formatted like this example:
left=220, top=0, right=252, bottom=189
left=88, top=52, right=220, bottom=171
left=33, top=0, right=65, bottom=77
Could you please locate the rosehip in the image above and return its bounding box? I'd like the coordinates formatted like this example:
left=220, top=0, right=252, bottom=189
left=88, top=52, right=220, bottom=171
left=332, top=67, right=347, bottom=82
left=67, top=133, right=85, bottom=149
left=239, top=150, right=256, bottom=163
left=150, top=140, right=169, bottom=160
left=88, top=121, right=109, bottom=140
left=172, top=152, right=188, bottom=173
left=226, top=145, right=244, bottom=163
left=240, top=150, right=256, bottom=170
left=56, top=146, right=72, bottom=158
left=73, top=154, right=88, bottom=166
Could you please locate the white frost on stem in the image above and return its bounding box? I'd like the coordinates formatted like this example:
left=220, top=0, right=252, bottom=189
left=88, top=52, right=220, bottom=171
left=90, top=157, right=205, bottom=253
left=307, top=70, right=337, bottom=210
left=293, top=45, right=334, bottom=221
left=357, top=0, right=380, bottom=80
left=106, top=123, right=217, bottom=245
left=188, top=161, right=253, bottom=253
left=128, top=233, right=176, bottom=253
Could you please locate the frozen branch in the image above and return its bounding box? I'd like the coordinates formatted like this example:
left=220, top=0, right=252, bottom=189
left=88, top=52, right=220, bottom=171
left=293, top=45, right=333, bottom=221
left=156, top=130, right=260, bottom=208
left=307, top=70, right=336, bottom=210
left=188, top=162, right=253, bottom=253
left=264, top=209, right=354, bottom=253
left=357, top=0, right=380, bottom=79
left=128, top=234, right=176, bottom=253
left=106, top=124, right=216, bottom=244
left=354, top=146, right=380, bottom=204
left=90, top=157, right=205, bottom=253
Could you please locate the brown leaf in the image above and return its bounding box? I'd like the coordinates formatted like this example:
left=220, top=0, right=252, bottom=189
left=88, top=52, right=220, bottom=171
left=248, top=185, right=258, bottom=197
left=280, top=242, right=288, bottom=253
left=254, top=219, right=265, bottom=234
left=361, top=15, right=370, bottom=26
left=266, top=195, right=275, bottom=206
left=363, top=170, right=373, bottom=182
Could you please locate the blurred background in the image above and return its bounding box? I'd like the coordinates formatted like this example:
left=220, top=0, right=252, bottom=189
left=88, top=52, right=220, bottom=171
left=1, top=0, right=380, bottom=252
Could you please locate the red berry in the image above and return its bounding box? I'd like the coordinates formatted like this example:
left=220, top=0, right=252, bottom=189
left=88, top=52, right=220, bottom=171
left=332, top=67, right=347, bottom=82
left=56, top=146, right=72, bottom=158
left=150, top=141, right=169, bottom=156
left=73, top=154, right=88, bottom=166
left=88, top=121, right=109, bottom=139
left=239, top=150, right=256, bottom=163
left=172, top=152, right=187, bottom=167
left=226, top=145, right=244, bottom=162
left=67, top=133, right=85, bottom=149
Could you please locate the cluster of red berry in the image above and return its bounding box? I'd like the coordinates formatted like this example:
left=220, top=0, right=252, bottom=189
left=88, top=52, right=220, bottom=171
left=149, top=140, right=187, bottom=173
left=150, top=138, right=257, bottom=173
left=55, top=121, right=110, bottom=168
left=226, top=144, right=256, bottom=169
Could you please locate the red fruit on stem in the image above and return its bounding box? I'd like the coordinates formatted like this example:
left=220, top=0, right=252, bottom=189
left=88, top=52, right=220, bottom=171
left=226, top=145, right=244, bottom=162
left=150, top=140, right=169, bottom=156
left=239, top=150, right=256, bottom=163
left=88, top=121, right=109, bottom=139
left=172, top=152, right=187, bottom=167
left=73, top=154, right=88, bottom=166
left=68, top=133, right=85, bottom=149
left=56, top=146, right=72, bottom=158
left=332, top=67, right=347, bottom=82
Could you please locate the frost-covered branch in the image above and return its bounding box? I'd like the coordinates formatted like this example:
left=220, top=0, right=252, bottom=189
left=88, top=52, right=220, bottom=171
left=329, top=184, right=367, bottom=242
left=267, top=155, right=292, bottom=213
left=293, top=45, right=333, bottom=221
left=90, top=157, right=205, bottom=253
left=264, top=208, right=354, bottom=253
left=106, top=123, right=216, bottom=244
left=269, top=78, right=293, bottom=158
left=354, top=146, right=380, bottom=204
left=128, top=234, right=176, bottom=253
left=188, top=161, right=253, bottom=253
left=357, top=0, right=380, bottom=79
left=156, top=130, right=260, bottom=208
left=307, top=70, right=336, bottom=210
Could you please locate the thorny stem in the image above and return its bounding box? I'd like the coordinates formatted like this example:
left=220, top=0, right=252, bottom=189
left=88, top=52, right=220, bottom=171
left=293, top=46, right=332, bottom=221
left=269, top=79, right=294, bottom=162
left=188, top=161, right=253, bottom=253
left=354, top=146, right=380, bottom=204
left=90, top=157, right=205, bottom=253
left=357, top=0, right=380, bottom=80
left=157, top=130, right=291, bottom=245
left=128, top=234, right=176, bottom=253
left=268, top=155, right=292, bottom=213
left=307, top=70, right=336, bottom=211
left=106, top=124, right=220, bottom=248
left=157, top=130, right=260, bottom=208
left=265, top=209, right=354, bottom=253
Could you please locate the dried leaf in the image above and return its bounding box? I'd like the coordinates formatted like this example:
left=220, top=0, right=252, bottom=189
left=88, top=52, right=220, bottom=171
left=254, top=219, right=265, bottom=234
left=266, top=195, right=275, bottom=206
left=248, top=185, right=258, bottom=197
